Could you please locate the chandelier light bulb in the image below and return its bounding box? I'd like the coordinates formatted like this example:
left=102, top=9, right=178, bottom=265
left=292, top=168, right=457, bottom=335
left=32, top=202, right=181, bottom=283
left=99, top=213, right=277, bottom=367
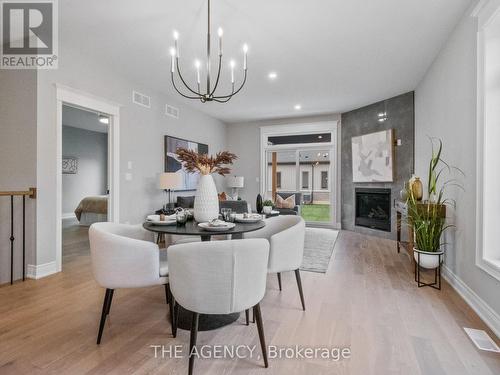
left=195, top=60, right=201, bottom=84
left=230, top=59, right=235, bottom=83
left=170, top=47, right=176, bottom=73
left=218, top=27, right=223, bottom=56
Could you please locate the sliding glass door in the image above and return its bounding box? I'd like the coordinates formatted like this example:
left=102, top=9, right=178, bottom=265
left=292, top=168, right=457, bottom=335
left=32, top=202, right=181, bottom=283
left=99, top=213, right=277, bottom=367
left=264, top=146, right=334, bottom=225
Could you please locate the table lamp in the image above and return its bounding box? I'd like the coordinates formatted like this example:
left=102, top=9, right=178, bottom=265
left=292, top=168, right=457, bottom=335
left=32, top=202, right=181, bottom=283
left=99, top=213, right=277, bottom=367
left=159, top=172, right=182, bottom=212
left=227, top=176, right=244, bottom=200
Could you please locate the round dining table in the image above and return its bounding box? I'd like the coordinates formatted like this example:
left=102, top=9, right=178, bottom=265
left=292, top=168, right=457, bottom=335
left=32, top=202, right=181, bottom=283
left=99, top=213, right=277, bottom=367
left=143, top=219, right=266, bottom=331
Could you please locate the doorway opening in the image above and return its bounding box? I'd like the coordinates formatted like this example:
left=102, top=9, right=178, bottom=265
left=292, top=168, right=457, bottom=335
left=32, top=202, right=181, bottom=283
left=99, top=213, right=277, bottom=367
left=61, top=105, right=109, bottom=267
left=55, top=85, right=120, bottom=272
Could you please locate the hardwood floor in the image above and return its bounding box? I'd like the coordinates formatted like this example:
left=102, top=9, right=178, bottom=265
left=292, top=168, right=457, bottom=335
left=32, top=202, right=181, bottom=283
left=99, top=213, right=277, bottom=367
left=0, top=228, right=499, bottom=374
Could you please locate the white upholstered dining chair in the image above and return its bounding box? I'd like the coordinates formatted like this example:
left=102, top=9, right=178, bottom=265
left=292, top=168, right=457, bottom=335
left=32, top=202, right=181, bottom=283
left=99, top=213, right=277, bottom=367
left=243, top=215, right=306, bottom=310
left=89, top=222, right=172, bottom=344
left=167, top=239, right=270, bottom=375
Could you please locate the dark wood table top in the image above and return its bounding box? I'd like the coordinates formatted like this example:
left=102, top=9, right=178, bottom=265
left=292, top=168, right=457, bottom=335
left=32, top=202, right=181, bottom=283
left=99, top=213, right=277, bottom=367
left=143, top=220, right=266, bottom=238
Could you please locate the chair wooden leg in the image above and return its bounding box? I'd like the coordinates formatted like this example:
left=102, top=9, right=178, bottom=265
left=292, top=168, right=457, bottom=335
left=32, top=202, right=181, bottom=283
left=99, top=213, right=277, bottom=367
left=189, top=312, right=199, bottom=375
left=97, top=288, right=112, bottom=344
left=253, top=303, right=268, bottom=368
left=172, top=299, right=179, bottom=338
left=277, top=272, right=282, bottom=291
left=294, top=269, right=305, bottom=311
left=106, top=289, right=114, bottom=315
left=245, top=309, right=250, bottom=326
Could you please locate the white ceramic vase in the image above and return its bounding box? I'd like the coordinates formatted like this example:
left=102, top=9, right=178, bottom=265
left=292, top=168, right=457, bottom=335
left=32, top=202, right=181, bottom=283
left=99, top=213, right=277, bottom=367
left=194, top=174, right=219, bottom=222
left=413, top=248, right=444, bottom=269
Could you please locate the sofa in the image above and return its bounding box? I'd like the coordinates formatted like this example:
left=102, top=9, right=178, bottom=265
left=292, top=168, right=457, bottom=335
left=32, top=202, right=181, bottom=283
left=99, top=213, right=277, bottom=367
left=175, top=195, right=251, bottom=214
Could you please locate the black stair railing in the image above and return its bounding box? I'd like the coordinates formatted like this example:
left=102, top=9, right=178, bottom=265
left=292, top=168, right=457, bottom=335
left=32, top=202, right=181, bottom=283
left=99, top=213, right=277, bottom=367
left=1, top=188, right=36, bottom=285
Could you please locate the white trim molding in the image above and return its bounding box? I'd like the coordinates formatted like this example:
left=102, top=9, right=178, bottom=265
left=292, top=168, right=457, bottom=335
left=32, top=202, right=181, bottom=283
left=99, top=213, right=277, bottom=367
left=61, top=212, right=76, bottom=220
left=442, top=265, right=500, bottom=339
left=27, top=261, right=58, bottom=279
left=474, top=0, right=500, bottom=282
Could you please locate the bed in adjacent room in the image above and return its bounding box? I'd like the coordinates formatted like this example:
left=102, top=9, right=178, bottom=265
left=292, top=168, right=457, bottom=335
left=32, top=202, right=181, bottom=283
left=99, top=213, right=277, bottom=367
left=74, top=195, right=108, bottom=226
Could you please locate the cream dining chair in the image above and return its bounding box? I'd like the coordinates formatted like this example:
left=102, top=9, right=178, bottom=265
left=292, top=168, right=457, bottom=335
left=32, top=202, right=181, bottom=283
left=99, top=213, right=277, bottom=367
left=167, top=239, right=270, bottom=375
left=89, top=222, right=172, bottom=344
left=244, top=215, right=306, bottom=310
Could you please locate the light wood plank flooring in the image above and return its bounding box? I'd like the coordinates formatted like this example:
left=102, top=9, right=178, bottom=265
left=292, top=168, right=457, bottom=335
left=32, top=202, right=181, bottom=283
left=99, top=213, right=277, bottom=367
left=0, top=227, right=499, bottom=374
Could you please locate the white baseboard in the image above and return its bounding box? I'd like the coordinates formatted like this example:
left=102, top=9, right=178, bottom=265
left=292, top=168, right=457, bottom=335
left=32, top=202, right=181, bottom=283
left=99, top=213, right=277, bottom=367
left=62, top=212, right=76, bottom=220
left=27, top=261, right=58, bottom=279
left=442, top=265, right=500, bottom=339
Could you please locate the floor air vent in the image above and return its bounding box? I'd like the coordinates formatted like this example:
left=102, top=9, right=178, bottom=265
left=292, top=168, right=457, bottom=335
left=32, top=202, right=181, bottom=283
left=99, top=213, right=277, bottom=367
left=464, top=328, right=500, bottom=353
left=166, top=104, right=179, bottom=119
left=132, top=91, right=151, bottom=108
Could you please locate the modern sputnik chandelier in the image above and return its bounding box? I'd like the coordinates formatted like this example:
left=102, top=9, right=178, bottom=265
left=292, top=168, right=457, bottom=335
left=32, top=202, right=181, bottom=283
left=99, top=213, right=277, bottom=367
left=169, top=0, right=248, bottom=103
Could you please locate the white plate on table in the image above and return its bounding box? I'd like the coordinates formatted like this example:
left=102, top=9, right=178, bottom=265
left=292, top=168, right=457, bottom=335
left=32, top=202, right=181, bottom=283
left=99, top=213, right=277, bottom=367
left=234, top=214, right=263, bottom=223
left=146, top=214, right=177, bottom=226
left=198, top=222, right=236, bottom=232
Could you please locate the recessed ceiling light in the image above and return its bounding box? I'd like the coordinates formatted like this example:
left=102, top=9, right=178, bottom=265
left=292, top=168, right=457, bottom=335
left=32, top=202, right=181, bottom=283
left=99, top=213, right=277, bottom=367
left=294, top=104, right=302, bottom=110
left=99, top=115, right=109, bottom=125
left=268, top=72, right=277, bottom=80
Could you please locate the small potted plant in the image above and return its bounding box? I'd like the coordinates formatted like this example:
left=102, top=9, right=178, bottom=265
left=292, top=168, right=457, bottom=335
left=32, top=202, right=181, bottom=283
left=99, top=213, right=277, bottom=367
left=406, top=138, right=463, bottom=269
left=262, top=200, right=274, bottom=215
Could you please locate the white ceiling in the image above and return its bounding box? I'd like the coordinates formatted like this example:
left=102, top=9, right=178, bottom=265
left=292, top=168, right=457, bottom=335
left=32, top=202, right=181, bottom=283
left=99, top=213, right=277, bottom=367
left=59, top=0, right=473, bottom=123
left=62, top=105, right=109, bottom=133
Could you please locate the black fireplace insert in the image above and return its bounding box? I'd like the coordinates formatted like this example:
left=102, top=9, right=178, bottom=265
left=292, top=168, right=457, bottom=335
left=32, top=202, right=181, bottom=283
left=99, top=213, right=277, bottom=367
left=355, top=188, right=391, bottom=232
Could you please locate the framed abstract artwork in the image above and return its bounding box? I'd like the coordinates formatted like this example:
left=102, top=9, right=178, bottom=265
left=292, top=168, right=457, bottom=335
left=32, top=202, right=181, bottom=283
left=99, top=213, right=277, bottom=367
left=351, top=129, right=394, bottom=182
left=164, top=135, right=209, bottom=191
left=62, top=157, right=78, bottom=174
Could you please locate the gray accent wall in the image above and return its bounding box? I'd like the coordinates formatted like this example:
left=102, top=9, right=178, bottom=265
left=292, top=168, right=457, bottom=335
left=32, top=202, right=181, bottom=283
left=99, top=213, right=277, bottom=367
left=341, top=92, right=415, bottom=239
left=0, top=70, right=37, bottom=284
left=62, top=126, right=108, bottom=216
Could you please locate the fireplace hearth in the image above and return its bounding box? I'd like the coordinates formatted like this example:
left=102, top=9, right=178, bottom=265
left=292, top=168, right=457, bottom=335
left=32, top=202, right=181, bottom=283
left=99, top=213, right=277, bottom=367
left=355, top=188, right=391, bottom=232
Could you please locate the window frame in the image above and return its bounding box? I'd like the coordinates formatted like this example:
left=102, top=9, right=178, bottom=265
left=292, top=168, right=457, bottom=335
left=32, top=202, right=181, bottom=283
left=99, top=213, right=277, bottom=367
left=474, top=0, right=500, bottom=281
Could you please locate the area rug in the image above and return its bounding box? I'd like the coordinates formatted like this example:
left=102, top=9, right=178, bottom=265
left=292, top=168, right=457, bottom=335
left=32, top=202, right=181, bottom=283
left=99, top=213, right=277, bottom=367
left=300, top=228, right=339, bottom=273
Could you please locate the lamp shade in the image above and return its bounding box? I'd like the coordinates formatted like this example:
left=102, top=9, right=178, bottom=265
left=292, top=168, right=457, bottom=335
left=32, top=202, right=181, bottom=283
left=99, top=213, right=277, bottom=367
left=227, top=176, right=244, bottom=188
left=158, top=172, right=182, bottom=190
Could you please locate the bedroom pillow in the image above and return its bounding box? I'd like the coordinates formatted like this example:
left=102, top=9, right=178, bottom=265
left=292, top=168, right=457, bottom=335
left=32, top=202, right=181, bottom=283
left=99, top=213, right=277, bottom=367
left=275, top=194, right=295, bottom=209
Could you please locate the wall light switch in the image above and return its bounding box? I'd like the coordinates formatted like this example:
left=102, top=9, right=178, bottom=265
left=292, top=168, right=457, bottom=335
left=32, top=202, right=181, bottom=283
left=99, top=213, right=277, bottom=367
left=125, top=173, right=132, bottom=181
left=397, top=139, right=402, bottom=146
left=127, top=161, right=133, bottom=169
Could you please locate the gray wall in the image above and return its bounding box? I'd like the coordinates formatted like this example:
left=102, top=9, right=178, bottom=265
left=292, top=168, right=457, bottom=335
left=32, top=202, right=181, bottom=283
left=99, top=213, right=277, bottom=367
left=227, top=114, right=341, bottom=211
left=0, top=70, right=37, bottom=284
left=341, top=92, right=415, bottom=239
left=62, top=126, right=108, bottom=215
left=415, top=10, right=500, bottom=321
left=35, top=43, right=227, bottom=267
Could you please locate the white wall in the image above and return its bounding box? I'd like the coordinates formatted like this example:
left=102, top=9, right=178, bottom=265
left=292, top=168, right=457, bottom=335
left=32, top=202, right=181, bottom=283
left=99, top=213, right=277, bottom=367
left=227, top=114, right=340, bottom=209
left=415, top=4, right=500, bottom=330
left=62, top=126, right=108, bottom=216
left=35, top=44, right=227, bottom=267
left=0, top=70, right=37, bottom=284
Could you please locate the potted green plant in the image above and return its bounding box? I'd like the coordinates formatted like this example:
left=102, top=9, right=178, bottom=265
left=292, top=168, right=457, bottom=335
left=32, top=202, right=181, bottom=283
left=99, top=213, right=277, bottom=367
left=262, top=199, right=274, bottom=215
left=406, top=138, right=463, bottom=269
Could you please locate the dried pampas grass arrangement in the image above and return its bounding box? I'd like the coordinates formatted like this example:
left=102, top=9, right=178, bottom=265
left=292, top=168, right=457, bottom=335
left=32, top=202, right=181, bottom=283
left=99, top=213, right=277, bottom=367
left=176, top=148, right=237, bottom=176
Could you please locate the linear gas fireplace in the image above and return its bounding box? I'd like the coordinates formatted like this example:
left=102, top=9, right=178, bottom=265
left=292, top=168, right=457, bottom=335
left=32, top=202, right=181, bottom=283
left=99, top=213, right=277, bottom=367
left=355, top=188, right=391, bottom=232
